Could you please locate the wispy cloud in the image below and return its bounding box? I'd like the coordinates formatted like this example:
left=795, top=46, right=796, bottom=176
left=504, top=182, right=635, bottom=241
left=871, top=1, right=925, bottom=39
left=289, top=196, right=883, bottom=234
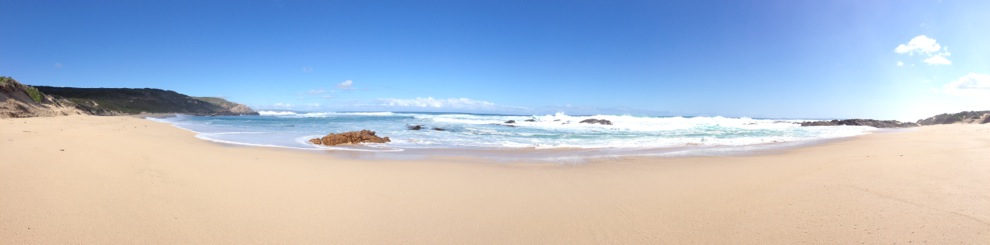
left=895, top=35, right=951, bottom=66
left=944, top=73, right=990, bottom=96
left=307, top=89, right=325, bottom=94
left=273, top=102, right=293, bottom=108
left=337, top=80, right=354, bottom=90
left=54, top=62, right=63, bottom=68
left=896, top=61, right=904, bottom=67
left=301, top=66, right=313, bottom=73
left=379, top=97, right=496, bottom=109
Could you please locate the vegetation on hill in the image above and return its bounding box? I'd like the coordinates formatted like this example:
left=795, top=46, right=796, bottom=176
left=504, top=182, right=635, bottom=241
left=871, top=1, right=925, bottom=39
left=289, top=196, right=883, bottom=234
left=193, top=96, right=240, bottom=108
left=3, top=75, right=258, bottom=117
left=1, top=76, right=89, bottom=118
left=24, top=86, right=42, bottom=102
left=1, top=76, right=43, bottom=102
left=35, top=86, right=256, bottom=115
left=917, top=111, right=990, bottom=125
left=193, top=96, right=257, bottom=115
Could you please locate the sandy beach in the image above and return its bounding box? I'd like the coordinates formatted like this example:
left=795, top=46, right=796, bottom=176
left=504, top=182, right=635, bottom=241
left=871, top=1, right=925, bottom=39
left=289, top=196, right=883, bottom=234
left=1, top=115, right=988, bottom=244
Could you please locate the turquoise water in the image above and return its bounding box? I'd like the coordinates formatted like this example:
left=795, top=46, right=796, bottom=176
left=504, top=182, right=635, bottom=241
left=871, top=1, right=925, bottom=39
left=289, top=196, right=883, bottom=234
left=150, top=111, right=875, bottom=159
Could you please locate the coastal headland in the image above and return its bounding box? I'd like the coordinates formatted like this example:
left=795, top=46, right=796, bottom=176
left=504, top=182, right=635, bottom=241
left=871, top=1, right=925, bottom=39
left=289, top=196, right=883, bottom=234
left=2, top=115, right=988, bottom=244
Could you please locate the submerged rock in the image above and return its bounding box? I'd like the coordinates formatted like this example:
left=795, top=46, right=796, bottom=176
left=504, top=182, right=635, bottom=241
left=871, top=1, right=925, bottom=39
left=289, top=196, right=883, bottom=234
left=504, top=120, right=516, bottom=124
left=432, top=127, right=445, bottom=131
left=524, top=119, right=536, bottom=122
left=309, top=130, right=391, bottom=146
left=407, top=125, right=423, bottom=130
left=579, top=118, right=613, bottom=125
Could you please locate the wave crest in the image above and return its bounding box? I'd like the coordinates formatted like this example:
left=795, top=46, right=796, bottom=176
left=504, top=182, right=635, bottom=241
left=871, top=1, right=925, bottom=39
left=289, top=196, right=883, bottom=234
left=259, top=111, right=397, bottom=118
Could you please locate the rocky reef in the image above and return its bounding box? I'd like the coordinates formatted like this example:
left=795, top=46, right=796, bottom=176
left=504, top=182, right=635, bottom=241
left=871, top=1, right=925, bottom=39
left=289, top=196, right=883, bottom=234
left=800, top=119, right=919, bottom=128
left=579, top=118, right=613, bottom=125
left=308, top=130, right=391, bottom=146
left=406, top=124, right=448, bottom=131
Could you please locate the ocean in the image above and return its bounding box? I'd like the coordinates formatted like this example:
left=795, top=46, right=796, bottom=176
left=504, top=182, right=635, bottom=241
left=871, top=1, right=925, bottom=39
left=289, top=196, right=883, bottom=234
left=150, top=111, right=876, bottom=161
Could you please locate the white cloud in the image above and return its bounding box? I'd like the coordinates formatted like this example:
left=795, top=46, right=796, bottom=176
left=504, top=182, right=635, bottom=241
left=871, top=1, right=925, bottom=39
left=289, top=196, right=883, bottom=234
left=337, top=80, right=353, bottom=89
left=923, top=55, right=952, bottom=65
left=301, top=66, right=313, bottom=73
left=896, top=61, right=904, bottom=67
left=273, top=102, right=293, bottom=108
left=895, top=35, right=941, bottom=55
left=379, top=97, right=496, bottom=109
left=307, top=89, right=325, bottom=94
left=895, top=35, right=951, bottom=66
left=54, top=62, right=63, bottom=68
left=944, top=73, right=990, bottom=96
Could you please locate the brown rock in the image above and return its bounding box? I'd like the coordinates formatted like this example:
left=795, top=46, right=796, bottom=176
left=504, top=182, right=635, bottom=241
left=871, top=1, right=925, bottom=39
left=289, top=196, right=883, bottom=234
left=309, top=130, right=391, bottom=146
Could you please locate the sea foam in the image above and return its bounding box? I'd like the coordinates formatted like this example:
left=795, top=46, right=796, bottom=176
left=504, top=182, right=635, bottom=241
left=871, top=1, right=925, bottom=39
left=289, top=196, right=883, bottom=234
left=151, top=111, right=876, bottom=158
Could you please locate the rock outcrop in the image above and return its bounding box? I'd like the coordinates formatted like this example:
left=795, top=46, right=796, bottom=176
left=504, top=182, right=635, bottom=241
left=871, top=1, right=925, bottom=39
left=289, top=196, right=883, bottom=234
left=193, top=97, right=259, bottom=116
left=407, top=125, right=423, bottom=130
left=916, top=111, right=990, bottom=125
left=579, top=118, right=613, bottom=125
left=800, top=119, right=919, bottom=128
left=309, top=130, right=391, bottom=146
left=504, top=120, right=515, bottom=124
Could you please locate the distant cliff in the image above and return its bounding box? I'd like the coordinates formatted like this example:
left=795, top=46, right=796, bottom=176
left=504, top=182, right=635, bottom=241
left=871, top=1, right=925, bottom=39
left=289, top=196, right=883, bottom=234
left=916, top=111, right=990, bottom=125
left=0, top=76, right=89, bottom=118
left=801, top=112, right=990, bottom=128
left=0, top=76, right=256, bottom=118
left=192, top=97, right=257, bottom=115
left=800, top=119, right=919, bottom=128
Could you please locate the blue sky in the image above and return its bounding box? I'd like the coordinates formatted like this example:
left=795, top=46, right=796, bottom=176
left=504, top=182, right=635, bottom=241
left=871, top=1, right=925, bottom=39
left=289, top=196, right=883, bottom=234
left=1, top=0, right=988, bottom=120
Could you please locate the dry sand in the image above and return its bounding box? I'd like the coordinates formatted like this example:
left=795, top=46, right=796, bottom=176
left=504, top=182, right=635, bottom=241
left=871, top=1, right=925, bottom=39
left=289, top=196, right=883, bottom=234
left=1, top=115, right=988, bottom=244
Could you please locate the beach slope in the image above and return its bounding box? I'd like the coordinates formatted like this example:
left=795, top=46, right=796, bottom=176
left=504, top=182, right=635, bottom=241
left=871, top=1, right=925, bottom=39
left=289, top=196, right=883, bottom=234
left=1, top=115, right=988, bottom=244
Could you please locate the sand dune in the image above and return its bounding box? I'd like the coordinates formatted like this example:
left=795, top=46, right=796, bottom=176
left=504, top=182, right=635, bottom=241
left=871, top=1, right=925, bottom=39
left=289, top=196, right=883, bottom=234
left=2, top=115, right=988, bottom=244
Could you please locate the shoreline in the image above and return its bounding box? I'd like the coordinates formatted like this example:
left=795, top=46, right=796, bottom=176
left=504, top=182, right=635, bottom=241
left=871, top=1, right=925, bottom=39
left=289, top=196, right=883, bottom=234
left=151, top=113, right=879, bottom=156
left=147, top=114, right=885, bottom=163
left=2, top=115, right=988, bottom=243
